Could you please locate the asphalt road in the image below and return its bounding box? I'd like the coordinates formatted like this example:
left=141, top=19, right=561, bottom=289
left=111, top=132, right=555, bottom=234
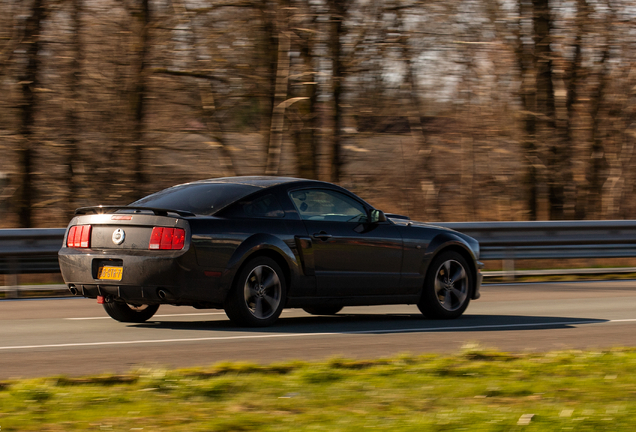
left=2, top=280, right=636, bottom=379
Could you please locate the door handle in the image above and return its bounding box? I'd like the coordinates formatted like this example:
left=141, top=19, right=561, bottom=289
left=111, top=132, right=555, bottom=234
left=313, top=231, right=333, bottom=240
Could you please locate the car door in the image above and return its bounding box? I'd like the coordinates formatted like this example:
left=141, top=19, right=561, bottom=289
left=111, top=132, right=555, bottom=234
left=289, top=188, right=403, bottom=297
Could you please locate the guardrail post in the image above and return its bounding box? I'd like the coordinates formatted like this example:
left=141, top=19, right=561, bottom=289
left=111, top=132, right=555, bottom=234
left=503, top=254, right=515, bottom=282
left=7, top=257, right=19, bottom=299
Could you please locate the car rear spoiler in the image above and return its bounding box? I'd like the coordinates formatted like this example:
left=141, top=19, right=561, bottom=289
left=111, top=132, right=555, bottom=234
left=75, top=206, right=196, bottom=217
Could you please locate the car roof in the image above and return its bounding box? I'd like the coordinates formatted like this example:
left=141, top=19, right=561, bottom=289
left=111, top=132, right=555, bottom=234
left=189, top=176, right=323, bottom=188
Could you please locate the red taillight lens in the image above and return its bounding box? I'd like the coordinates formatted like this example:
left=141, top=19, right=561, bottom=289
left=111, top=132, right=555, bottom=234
left=67, top=225, right=91, bottom=248
left=73, top=226, right=82, bottom=247
left=172, top=229, right=185, bottom=250
left=80, top=225, right=92, bottom=248
left=160, top=228, right=174, bottom=249
left=67, top=226, right=76, bottom=247
left=149, top=227, right=163, bottom=249
left=149, top=227, right=185, bottom=250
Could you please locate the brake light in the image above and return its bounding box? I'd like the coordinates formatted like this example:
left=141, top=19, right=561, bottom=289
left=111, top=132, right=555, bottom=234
left=172, top=228, right=185, bottom=250
left=72, top=226, right=81, bottom=247
left=80, top=225, right=91, bottom=248
left=67, top=225, right=92, bottom=248
left=160, top=228, right=174, bottom=249
left=149, top=227, right=185, bottom=250
left=149, top=227, right=162, bottom=249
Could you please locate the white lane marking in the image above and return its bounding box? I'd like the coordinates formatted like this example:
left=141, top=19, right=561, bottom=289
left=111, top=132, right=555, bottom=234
left=66, top=312, right=227, bottom=320
left=1, top=318, right=636, bottom=351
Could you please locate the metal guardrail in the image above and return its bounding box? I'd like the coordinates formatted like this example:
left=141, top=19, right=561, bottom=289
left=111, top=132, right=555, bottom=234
left=0, top=284, right=67, bottom=293
left=0, top=229, right=65, bottom=297
left=2, top=221, right=636, bottom=296
left=435, top=220, right=636, bottom=280
left=0, top=229, right=66, bottom=275
left=435, top=220, right=636, bottom=260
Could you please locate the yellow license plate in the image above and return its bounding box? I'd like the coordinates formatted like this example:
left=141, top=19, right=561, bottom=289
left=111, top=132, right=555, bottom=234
left=97, top=266, right=123, bottom=281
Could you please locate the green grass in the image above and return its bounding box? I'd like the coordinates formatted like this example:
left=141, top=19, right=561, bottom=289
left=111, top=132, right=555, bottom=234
left=2, top=346, right=636, bottom=431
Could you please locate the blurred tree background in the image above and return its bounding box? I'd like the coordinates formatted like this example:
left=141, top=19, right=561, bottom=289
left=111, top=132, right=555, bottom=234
left=1, top=0, right=635, bottom=227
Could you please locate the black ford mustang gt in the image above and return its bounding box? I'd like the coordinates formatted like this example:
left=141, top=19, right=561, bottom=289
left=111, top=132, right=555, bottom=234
left=58, top=176, right=483, bottom=327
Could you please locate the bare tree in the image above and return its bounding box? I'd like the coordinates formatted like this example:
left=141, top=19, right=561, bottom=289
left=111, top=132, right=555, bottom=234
left=265, top=1, right=292, bottom=175
left=328, top=0, right=346, bottom=182
left=15, top=0, right=46, bottom=228
left=129, top=0, right=150, bottom=199
left=64, top=0, right=84, bottom=218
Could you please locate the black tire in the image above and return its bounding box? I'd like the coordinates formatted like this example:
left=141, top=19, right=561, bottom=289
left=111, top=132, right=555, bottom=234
left=103, top=301, right=159, bottom=323
left=224, top=256, right=286, bottom=327
left=302, top=306, right=343, bottom=316
left=418, top=251, right=472, bottom=319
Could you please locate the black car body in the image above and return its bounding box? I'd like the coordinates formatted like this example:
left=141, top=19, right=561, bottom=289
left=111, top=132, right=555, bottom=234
left=58, top=176, right=483, bottom=326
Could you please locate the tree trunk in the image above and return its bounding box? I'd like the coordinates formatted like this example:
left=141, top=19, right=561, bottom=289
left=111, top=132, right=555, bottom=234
left=588, top=38, right=610, bottom=219
left=198, top=81, right=237, bottom=177
left=259, top=0, right=279, bottom=174
left=130, top=0, right=149, bottom=199
left=293, top=31, right=318, bottom=180
left=516, top=0, right=539, bottom=220
left=568, top=0, right=586, bottom=219
left=329, top=0, right=346, bottom=183
left=16, top=0, right=45, bottom=228
left=396, top=6, right=437, bottom=220
left=65, top=0, right=83, bottom=218
left=265, top=3, right=290, bottom=175
left=532, top=0, right=562, bottom=220
left=171, top=0, right=238, bottom=178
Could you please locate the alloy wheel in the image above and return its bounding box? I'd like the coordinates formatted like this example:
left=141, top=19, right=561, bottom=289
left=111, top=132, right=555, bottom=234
left=434, top=259, right=468, bottom=312
left=243, top=265, right=282, bottom=320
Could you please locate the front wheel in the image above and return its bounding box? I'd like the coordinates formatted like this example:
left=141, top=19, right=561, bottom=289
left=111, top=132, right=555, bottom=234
left=103, top=301, right=159, bottom=323
left=418, top=251, right=472, bottom=319
left=224, top=257, right=286, bottom=327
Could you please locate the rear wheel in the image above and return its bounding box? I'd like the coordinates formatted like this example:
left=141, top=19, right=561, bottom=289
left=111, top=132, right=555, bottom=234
left=302, top=306, right=343, bottom=316
left=418, top=251, right=472, bottom=319
left=103, top=301, right=159, bottom=323
left=224, top=257, right=286, bottom=327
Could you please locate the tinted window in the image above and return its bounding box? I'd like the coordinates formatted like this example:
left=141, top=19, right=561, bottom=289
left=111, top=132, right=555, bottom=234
left=290, top=189, right=368, bottom=222
left=132, top=183, right=259, bottom=215
left=220, top=194, right=285, bottom=219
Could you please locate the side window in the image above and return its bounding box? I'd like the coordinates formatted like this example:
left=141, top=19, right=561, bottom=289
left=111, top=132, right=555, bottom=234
left=222, top=194, right=285, bottom=219
left=290, top=189, right=368, bottom=222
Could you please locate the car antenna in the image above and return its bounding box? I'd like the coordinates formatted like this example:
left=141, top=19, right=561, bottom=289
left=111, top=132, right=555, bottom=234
left=400, top=139, right=412, bottom=219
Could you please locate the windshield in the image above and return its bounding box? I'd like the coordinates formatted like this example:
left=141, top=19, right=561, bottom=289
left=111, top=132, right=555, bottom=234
left=131, top=183, right=259, bottom=215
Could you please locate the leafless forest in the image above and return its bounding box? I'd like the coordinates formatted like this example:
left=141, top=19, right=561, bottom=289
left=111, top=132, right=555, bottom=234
left=1, top=0, right=635, bottom=228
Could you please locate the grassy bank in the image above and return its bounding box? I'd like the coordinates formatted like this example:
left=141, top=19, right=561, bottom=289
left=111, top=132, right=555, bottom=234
left=2, top=346, right=636, bottom=431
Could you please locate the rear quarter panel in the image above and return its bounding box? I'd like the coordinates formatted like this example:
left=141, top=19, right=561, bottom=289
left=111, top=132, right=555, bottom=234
left=188, top=217, right=308, bottom=299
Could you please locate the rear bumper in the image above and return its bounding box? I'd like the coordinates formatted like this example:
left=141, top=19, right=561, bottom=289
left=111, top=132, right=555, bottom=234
left=58, top=247, right=226, bottom=305
left=71, top=284, right=169, bottom=304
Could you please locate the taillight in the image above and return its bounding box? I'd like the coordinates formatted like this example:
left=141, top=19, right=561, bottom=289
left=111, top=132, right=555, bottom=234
left=67, top=225, right=92, bottom=248
left=149, top=227, right=185, bottom=250
left=80, top=225, right=91, bottom=248
left=149, top=227, right=162, bottom=249
left=172, top=228, right=185, bottom=250
left=160, top=228, right=175, bottom=250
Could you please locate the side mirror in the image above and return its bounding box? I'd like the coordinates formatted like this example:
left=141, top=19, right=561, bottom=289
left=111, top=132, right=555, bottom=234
left=370, top=209, right=387, bottom=223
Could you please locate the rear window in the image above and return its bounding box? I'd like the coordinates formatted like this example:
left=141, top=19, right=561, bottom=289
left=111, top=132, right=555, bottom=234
left=131, top=183, right=259, bottom=215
